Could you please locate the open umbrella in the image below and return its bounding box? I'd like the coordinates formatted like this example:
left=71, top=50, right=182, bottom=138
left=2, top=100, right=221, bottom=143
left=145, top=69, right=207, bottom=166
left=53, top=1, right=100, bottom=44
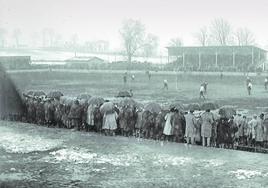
left=169, top=102, right=185, bottom=111
left=26, top=91, right=34, bottom=96
left=33, top=91, right=46, bottom=97
left=201, top=102, right=219, bottom=110
left=186, top=103, right=201, bottom=111
left=118, top=98, right=137, bottom=107
left=47, top=91, right=63, bottom=99
left=100, top=101, right=115, bottom=114
left=60, top=96, right=75, bottom=106
left=77, top=93, right=91, bottom=100
left=219, top=105, right=236, bottom=118
left=116, top=90, right=132, bottom=97
left=144, top=102, right=161, bottom=114
left=88, top=96, right=105, bottom=106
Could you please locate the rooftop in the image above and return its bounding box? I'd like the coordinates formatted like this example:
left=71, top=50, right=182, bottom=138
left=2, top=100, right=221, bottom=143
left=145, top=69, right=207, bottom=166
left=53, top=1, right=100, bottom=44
left=65, top=56, right=104, bottom=62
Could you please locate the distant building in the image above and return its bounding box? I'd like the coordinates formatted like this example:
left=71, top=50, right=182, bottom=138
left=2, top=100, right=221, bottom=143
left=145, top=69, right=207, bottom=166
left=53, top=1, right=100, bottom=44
left=167, top=46, right=267, bottom=71
left=65, top=56, right=106, bottom=69
left=0, top=56, right=31, bottom=70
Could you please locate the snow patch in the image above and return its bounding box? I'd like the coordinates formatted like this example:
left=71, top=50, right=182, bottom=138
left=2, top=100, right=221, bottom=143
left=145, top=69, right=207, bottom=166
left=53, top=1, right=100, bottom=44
left=50, top=148, right=97, bottom=164
left=202, top=159, right=225, bottom=167
left=228, top=169, right=265, bottom=180
left=0, top=132, right=62, bottom=153
left=153, top=154, right=193, bottom=166
left=48, top=148, right=140, bottom=166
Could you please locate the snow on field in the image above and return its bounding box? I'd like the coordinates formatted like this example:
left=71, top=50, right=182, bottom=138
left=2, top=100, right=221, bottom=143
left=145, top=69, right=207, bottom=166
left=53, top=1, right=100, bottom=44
left=0, top=126, right=62, bottom=153
left=45, top=148, right=141, bottom=167
left=153, top=154, right=193, bottom=166
left=152, top=154, right=225, bottom=168
left=228, top=169, right=268, bottom=180
left=1, top=121, right=268, bottom=187
left=49, top=148, right=97, bottom=164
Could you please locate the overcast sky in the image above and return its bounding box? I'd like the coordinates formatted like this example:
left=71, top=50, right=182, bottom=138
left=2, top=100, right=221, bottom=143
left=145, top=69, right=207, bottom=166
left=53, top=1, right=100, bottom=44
left=1, top=0, right=268, bottom=51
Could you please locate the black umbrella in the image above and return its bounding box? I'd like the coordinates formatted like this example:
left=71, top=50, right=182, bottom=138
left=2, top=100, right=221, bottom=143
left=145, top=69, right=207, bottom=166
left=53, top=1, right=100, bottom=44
left=60, top=96, right=75, bottom=106
left=47, top=91, right=64, bottom=99
left=33, top=91, right=46, bottom=97
left=88, top=96, right=105, bottom=106
left=201, top=102, right=219, bottom=110
left=26, top=91, right=34, bottom=96
left=77, top=93, right=91, bottom=100
left=144, top=102, right=161, bottom=114
left=116, top=91, right=132, bottom=97
left=219, top=105, right=236, bottom=118
left=118, top=98, right=137, bottom=107
left=187, top=103, right=201, bottom=111
left=169, top=103, right=185, bottom=111
left=100, top=102, right=115, bottom=114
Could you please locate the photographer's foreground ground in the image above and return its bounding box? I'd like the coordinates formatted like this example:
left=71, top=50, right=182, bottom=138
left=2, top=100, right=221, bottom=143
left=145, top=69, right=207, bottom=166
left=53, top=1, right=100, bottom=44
left=0, top=121, right=267, bottom=188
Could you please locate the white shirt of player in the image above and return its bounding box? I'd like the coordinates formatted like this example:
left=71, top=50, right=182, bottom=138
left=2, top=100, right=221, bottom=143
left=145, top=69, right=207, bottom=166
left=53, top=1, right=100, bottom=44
left=248, top=82, right=252, bottom=88
left=200, top=85, right=205, bottom=92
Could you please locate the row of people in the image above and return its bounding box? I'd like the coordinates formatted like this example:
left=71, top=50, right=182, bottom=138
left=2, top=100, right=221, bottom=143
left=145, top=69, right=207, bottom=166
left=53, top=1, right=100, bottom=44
left=21, top=94, right=268, bottom=150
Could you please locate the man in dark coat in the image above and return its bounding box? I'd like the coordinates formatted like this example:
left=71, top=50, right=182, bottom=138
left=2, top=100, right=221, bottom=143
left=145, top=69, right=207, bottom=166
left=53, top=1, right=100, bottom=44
left=45, top=100, right=55, bottom=127
left=68, top=100, right=82, bottom=130
left=172, top=109, right=186, bottom=143
left=216, top=116, right=229, bottom=148
left=35, top=98, right=45, bottom=125
left=142, top=111, right=155, bottom=139
left=26, top=99, right=35, bottom=123
left=53, top=99, right=63, bottom=128
left=155, top=111, right=167, bottom=140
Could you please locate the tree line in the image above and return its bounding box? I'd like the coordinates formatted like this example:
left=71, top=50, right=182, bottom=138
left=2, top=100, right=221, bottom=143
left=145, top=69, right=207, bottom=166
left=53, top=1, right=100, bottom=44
left=0, top=18, right=258, bottom=63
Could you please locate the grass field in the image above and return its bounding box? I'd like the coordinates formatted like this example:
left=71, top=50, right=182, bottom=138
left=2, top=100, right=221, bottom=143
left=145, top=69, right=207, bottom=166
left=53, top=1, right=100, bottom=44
left=8, top=69, right=268, bottom=115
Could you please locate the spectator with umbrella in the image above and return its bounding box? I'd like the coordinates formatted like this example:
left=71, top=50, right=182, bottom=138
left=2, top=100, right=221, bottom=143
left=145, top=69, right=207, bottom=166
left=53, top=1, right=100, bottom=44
left=172, top=108, right=185, bottom=143
left=135, top=107, right=144, bottom=138
left=200, top=109, right=215, bottom=147
left=263, top=112, right=268, bottom=148
left=184, top=109, right=198, bottom=145
left=118, top=98, right=138, bottom=137
left=163, top=107, right=175, bottom=141
left=154, top=110, right=168, bottom=140
left=86, top=103, right=97, bottom=132
left=68, top=100, right=83, bottom=130
left=47, top=91, right=63, bottom=100
left=100, top=101, right=118, bottom=136
left=87, top=96, right=105, bottom=132
left=142, top=110, right=155, bottom=139
left=247, top=115, right=259, bottom=147
left=44, top=99, right=55, bottom=127
left=143, top=102, right=161, bottom=139
left=35, top=97, right=45, bottom=125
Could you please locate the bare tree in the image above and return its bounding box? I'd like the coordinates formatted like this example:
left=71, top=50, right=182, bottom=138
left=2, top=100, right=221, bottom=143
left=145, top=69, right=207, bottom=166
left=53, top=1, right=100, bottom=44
left=119, top=19, right=145, bottom=63
left=194, top=26, right=209, bottom=46
left=0, top=28, right=7, bottom=47
left=143, top=33, right=159, bottom=59
left=47, top=29, right=55, bottom=47
left=42, top=28, right=48, bottom=47
left=54, top=34, right=64, bottom=48
left=13, top=28, right=22, bottom=48
left=234, top=27, right=255, bottom=46
left=210, top=18, right=232, bottom=46
left=169, top=37, right=183, bottom=47
left=30, top=32, right=41, bottom=47
left=70, top=33, right=79, bottom=49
